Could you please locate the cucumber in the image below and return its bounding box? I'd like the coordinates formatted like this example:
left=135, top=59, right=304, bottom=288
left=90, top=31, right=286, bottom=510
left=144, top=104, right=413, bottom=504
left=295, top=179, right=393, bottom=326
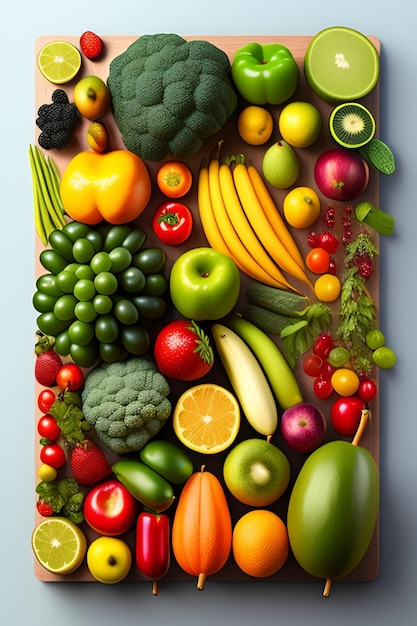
left=242, top=304, right=294, bottom=335
left=246, top=281, right=308, bottom=316
left=357, top=138, right=396, bottom=175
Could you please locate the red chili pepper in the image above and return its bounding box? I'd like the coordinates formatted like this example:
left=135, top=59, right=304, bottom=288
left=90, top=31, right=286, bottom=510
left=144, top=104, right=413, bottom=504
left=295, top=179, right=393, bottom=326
left=136, top=511, right=170, bottom=595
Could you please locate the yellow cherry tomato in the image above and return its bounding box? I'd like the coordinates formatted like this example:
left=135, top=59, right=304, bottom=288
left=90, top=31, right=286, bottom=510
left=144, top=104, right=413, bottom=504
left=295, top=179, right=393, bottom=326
left=331, top=368, right=360, bottom=397
left=38, top=463, right=58, bottom=482
left=314, top=273, right=341, bottom=302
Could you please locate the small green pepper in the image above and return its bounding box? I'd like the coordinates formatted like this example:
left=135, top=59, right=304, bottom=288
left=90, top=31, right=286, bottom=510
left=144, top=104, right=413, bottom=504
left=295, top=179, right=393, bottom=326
left=231, top=42, right=298, bottom=105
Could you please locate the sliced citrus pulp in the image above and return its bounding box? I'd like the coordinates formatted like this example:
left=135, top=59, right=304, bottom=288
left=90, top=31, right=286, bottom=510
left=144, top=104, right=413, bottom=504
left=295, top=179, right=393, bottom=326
left=37, top=41, right=82, bottom=84
left=173, top=383, right=240, bottom=454
left=304, top=26, right=379, bottom=103
left=32, top=517, right=87, bottom=574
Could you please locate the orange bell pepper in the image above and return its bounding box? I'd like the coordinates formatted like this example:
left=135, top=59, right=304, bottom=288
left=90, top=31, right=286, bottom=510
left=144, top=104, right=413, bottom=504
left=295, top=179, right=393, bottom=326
left=60, top=149, right=152, bottom=225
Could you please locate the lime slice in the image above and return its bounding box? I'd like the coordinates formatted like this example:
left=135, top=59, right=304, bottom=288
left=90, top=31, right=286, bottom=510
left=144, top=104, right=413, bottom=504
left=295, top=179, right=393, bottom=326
left=32, top=517, right=87, bottom=575
left=329, top=102, right=376, bottom=148
left=304, top=27, right=379, bottom=103
left=37, top=41, right=82, bottom=84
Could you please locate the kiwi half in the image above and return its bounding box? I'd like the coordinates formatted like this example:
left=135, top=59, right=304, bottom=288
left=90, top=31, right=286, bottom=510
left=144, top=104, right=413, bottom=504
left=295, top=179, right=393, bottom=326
left=329, top=102, right=376, bottom=148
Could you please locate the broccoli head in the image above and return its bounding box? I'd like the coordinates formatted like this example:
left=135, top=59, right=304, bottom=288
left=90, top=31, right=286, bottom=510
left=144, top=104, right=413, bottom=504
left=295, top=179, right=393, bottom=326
left=107, top=33, right=238, bottom=161
left=81, top=355, right=172, bottom=454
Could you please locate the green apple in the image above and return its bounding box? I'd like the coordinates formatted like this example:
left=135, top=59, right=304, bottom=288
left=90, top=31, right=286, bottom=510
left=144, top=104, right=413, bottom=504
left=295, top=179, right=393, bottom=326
left=87, top=536, right=132, bottom=584
left=169, top=247, right=240, bottom=320
left=223, top=438, right=290, bottom=506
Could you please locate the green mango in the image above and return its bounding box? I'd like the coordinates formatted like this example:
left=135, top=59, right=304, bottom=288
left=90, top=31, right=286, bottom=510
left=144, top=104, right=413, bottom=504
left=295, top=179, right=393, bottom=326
left=287, top=440, right=379, bottom=588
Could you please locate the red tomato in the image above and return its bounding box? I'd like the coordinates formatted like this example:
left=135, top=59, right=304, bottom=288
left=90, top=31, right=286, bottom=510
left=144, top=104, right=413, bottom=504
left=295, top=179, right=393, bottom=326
left=305, top=247, right=331, bottom=274
left=313, top=332, right=335, bottom=358
left=56, top=363, right=85, bottom=391
left=302, top=353, right=324, bottom=377
left=358, top=378, right=378, bottom=403
left=156, top=161, right=193, bottom=198
left=37, top=389, right=56, bottom=414
left=152, top=201, right=193, bottom=245
left=154, top=319, right=214, bottom=381
left=313, top=375, right=333, bottom=399
left=331, top=396, right=365, bottom=436
left=40, top=443, right=66, bottom=469
left=38, top=415, right=61, bottom=441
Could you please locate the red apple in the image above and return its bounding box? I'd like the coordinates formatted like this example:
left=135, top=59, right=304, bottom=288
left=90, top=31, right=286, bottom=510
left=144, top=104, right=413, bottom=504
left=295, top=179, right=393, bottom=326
left=314, top=148, right=369, bottom=201
left=280, top=402, right=327, bottom=453
left=84, top=479, right=139, bottom=536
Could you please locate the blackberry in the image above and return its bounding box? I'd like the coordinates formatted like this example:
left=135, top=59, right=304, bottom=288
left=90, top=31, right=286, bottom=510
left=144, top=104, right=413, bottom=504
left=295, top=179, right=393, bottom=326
left=36, top=89, right=80, bottom=150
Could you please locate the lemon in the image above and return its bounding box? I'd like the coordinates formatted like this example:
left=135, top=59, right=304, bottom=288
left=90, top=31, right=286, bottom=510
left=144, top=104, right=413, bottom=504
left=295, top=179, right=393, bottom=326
left=278, top=101, right=322, bottom=148
left=237, top=105, right=274, bottom=145
left=32, top=517, right=87, bottom=575
left=173, top=383, right=240, bottom=454
left=37, top=41, right=82, bottom=84
left=38, top=463, right=57, bottom=482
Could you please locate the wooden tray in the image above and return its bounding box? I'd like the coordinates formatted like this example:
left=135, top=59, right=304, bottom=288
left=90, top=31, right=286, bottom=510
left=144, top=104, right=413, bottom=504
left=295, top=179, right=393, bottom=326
left=33, top=34, right=381, bottom=585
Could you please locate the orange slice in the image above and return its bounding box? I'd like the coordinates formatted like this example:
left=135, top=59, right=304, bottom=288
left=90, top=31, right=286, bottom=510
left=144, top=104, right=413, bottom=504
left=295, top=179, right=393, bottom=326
left=173, top=383, right=240, bottom=454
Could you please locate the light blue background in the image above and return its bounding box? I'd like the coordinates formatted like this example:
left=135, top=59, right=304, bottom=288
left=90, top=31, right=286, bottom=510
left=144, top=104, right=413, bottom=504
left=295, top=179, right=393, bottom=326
left=2, top=1, right=416, bottom=623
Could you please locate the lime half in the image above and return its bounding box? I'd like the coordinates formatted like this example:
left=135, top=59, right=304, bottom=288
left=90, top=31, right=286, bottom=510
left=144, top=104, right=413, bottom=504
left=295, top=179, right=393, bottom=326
left=37, top=41, right=82, bottom=84
left=32, top=517, right=87, bottom=575
left=304, top=27, right=379, bottom=103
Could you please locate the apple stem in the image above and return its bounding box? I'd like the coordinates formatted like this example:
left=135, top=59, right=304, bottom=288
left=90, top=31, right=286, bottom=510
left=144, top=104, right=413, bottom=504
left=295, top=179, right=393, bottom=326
left=152, top=580, right=159, bottom=596
left=323, top=578, right=332, bottom=596
left=352, top=408, right=371, bottom=446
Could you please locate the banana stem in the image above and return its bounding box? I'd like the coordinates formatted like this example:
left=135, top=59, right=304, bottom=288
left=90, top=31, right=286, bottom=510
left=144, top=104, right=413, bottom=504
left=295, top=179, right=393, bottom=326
left=352, top=408, right=371, bottom=446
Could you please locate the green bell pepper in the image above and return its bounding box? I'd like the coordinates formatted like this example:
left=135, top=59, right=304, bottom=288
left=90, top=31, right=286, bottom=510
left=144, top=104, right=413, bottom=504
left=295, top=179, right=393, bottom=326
left=231, top=42, right=298, bottom=105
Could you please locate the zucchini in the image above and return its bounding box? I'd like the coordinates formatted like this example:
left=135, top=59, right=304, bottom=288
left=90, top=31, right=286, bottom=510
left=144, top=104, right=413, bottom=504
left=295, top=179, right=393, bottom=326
left=247, top=281, right=308, bottom=317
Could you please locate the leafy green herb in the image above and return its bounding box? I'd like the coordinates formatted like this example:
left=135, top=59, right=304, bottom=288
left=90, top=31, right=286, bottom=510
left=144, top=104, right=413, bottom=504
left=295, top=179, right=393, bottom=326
left=280, top=302, right=332, bottom=368
left=48, top=390, right=91, bottom=444
left=36, top=477, right=84, bottom=524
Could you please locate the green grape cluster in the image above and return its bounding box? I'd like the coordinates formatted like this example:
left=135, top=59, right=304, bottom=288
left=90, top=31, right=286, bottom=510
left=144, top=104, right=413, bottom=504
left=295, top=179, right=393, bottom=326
left=33, top=221, right=169, bottom=368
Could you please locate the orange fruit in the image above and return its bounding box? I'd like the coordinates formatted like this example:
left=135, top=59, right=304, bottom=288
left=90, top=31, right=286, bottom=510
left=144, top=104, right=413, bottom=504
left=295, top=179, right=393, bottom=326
left=232, top=509, right=289, bottom=577
left=173, top=383, right=240, bottom=454
left=237, top=105, right=274, bottom=145
left=283, top=186, right=321, bottom=229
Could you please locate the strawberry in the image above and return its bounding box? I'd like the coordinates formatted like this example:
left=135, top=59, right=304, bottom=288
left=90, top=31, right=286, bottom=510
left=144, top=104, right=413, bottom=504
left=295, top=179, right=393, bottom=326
left=154, top=319, right=214, bottom=381
left=70, top=439, right=112, bottom=486
left=79, top=31, right=103, bottom=60
left=35, top=350, right=63, bottom=387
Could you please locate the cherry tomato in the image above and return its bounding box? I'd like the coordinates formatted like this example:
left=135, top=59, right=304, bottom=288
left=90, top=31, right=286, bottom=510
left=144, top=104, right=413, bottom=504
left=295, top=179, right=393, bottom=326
left=313, top=333, right=334, bottom=358
left=156, top=161, right=193, bottom=198
left=37, top=500, right=54, bottom=517
left=358, top=378, right=378, bottom=403
left=305, top=247, right=330, bottom=274
left=331, top=367, right=360, bottom=397
left=38, top=415, right=61, bottom=441
left=37, top=389, right=56, bottom=414
left=40, top=443, right=66, bottom=469
left=302, top=353, right=324, bottom=377
left=318, top=231, right=339, bottom=254
left=314, top=273, right=341, bottom=302
left=152, top=201, right=193, bottom=246
left=330, top=396, right=365, bottom=436
left=313, top=375, right=333, bottom=399
left=56, top=363, right=85, bottom=391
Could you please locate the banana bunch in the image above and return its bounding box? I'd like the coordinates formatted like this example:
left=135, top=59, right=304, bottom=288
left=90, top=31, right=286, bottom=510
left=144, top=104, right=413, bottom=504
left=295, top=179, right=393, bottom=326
left=198, top=153, right=313, bottom=293
left=212, top=319, right=303, bottom=439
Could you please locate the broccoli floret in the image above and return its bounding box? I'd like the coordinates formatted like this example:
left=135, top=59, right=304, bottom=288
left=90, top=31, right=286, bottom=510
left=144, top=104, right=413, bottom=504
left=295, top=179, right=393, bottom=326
left=81, top=355, right=171, bottom=454
left=36, top=89, right=80, bottom=150
left=107, top=33, right=238, bottom=161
